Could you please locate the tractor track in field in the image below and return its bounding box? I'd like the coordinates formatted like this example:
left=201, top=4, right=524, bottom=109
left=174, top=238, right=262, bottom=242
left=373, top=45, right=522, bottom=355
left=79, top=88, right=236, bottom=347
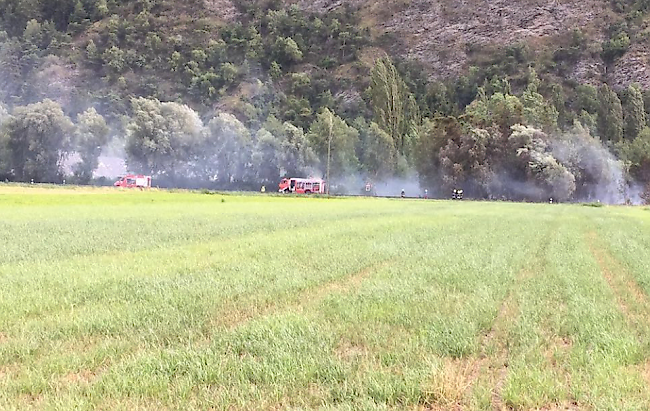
left=586, top=231, right=650, bottom=389
left=420, top=266, right=524, bottom=410
left=426, top=265, right=531, bottom=411
left=484, top=268, right=526, bottom=411
left=471, top=231, right=552, bottom=411
left=586, top=231, right=650, bottom=327
left=212, top=259, right=394, bottom=331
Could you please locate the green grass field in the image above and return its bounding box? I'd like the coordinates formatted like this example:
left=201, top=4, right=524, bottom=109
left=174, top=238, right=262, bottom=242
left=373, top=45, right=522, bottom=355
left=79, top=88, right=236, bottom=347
left=2, top=185, right=650, bottom=410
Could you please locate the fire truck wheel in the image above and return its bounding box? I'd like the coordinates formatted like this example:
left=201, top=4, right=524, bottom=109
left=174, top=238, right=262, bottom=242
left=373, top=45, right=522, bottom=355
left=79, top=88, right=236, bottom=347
left=305, top=190, right=312, bottom=194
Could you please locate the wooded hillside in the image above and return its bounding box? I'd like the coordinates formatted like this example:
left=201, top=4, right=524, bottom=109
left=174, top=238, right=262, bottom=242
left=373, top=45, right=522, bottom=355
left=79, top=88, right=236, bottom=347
left=1, top=0, right=650, bottom=201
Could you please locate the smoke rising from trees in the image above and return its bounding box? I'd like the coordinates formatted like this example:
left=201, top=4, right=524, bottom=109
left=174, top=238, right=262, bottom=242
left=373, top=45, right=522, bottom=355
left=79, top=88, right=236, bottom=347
left=0, top=51, right=649, bottom=203
left=0, top=92, right=646, bottom=203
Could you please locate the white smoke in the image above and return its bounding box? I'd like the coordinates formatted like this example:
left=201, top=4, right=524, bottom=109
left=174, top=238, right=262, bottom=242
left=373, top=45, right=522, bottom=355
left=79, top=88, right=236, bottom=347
left=328, top=170, right=424, bottom=198
left=550, top=123, right=629, bottom=204
left=372, top=176, right=423, bottom=197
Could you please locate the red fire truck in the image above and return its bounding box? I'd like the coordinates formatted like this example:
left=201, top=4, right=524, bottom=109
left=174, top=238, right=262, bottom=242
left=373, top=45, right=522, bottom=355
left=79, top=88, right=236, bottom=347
left=114, top=174, right=152, bottom=188
left=279, top=177, right=326, bottom=194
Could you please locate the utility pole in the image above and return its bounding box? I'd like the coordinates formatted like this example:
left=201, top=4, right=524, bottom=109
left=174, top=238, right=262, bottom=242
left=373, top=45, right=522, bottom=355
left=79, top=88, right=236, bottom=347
left=326, top=110, right=333, bottom=196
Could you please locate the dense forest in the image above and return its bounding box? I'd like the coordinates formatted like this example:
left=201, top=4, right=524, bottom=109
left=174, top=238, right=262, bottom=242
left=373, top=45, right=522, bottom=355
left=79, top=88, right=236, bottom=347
left=1, top=0, right=650, bottom=201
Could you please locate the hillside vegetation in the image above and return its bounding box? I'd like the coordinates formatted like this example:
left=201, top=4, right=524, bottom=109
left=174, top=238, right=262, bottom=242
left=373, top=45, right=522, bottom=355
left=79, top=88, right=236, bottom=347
left=2, top=187, right=650, bottom=409
left=2, top=0, right=650, bottom=201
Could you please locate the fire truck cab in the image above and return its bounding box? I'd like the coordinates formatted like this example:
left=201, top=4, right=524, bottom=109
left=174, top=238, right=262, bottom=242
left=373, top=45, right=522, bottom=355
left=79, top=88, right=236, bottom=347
left=114, top=174, right=152, bottom=188
left=279, top=177, right=326, bottom=194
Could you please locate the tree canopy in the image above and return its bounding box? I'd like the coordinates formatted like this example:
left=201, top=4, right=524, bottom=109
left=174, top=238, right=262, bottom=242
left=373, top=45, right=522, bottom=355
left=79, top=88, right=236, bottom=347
left=4, top=99, right=73, bottom=182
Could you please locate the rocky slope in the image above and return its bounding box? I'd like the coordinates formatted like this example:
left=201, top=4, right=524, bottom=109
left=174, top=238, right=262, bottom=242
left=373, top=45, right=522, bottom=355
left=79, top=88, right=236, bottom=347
left=293, top=0, right=650, bottom=89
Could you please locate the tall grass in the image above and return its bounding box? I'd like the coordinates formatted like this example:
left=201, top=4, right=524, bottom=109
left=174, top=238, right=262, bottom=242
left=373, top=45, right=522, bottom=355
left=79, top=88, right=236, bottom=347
left=1, top=186, right=650, bottom=410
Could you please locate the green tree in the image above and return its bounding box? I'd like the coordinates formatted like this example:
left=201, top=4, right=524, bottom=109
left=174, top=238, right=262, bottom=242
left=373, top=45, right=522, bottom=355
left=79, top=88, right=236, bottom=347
left=69, top=0, right=89, bottom=33
left=597, top=84, right=624, bottom=142
left=74, top=108, right=110, bottom=183
left=624, top=84, right=646, bottom=141
left=251, top=128, right=282, bottom=185
left=86, top=39, right=99, bottom=61
left=436, top=126, right=500, bottom=196
left=307, top=108, right=359, bottom=178
left=272, top=36, right=302, bottom=65
left=191, top=49, right=208, bottom=64
left=103, top=46, right=126, bottom=74
left=465, top=90, right=524, bottom=136
left=269, top=61, right=282, bottom=80
left=23, top=19, right=45, bottom=47
left=602, top=30, right=630, bottom=62
left=618, top=127, right=650, bottom=182
left=4, top=99, right=74, bottom=182
left=134, top=10, right=151, bottom=33
left=414, top=116, right=464, bottom=193
left=168, top=51, right=182, bottom=72
left=94, top=0, right=109, bottom=19
left=520, top=68, right=558, bottom=131
left=356, top=119, right=397, bottom=179
left=126, top=97, right=204, bottom=176
left=576, top=84, right=599, bottom=114
left=425, top=82, right=455, bottom=116
left=0, top=34, right=23, bottom=101
left=105, top=14, right=121, bottom=46
left=549, top=84, right=570, bottom=126
left=369, top=56, right=419, bottom=158
left=220, top=62, right=238, bottom=86
left=204, top=112, right=253, bottom=185
left=145, top=33, right=163, bottom=56
left=206, top=39, right=226, bottom=66
left=263, top=117, right=318, bottom=177
left=521, top=90, right=559, bottom=131
left=244, top=26, right=262, bottom=59
left=277, top=121, right=317, bottom=177
left=290, top=72, right=310, bottom=94
left=577, top=110, right=599, bottom=138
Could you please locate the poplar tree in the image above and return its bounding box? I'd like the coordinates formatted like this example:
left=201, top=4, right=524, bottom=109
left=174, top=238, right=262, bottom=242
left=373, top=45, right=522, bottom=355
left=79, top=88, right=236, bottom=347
left=597, top=84, right=624, bottom=142
left=369, top=56, right=418, bottom=158
left=624, top=84, right=646, bottom=141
